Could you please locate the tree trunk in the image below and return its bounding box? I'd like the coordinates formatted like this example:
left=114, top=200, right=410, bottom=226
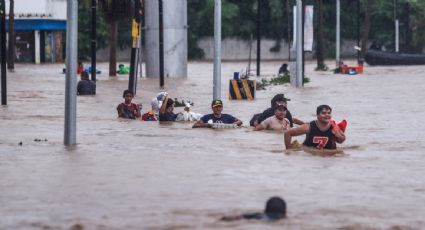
left=360, top=0, right=373, bottom=59
left=7, top=0, right=15, bottom=70
left=316, top=0, right=326, bottom=70
left=108, top=19, right=117, bottom=76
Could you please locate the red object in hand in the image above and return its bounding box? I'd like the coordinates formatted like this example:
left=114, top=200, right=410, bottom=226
left=331, top=119, right=347, bottom=133
left=337, top=120, right=347, bottom=132
left=331, top=120, right=339, bottom=132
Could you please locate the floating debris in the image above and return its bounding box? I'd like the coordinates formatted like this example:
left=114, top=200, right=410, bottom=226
left=34, top=139, right=48, bottom=142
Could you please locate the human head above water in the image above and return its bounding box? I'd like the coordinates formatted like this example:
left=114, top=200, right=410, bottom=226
left=316, top=104, right=332, bottom=115
left=122, top=89, right=134, bottom=98
left=211, top=99, right=223, bottom=108
left=264, top=196, right=287, bottom=220
left=273, top=104, right=287, bottom=112
left=271, top=94, right=290, bottom=106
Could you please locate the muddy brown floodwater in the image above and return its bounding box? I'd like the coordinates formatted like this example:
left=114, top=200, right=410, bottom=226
left=1, top=61, right=425, bottom=230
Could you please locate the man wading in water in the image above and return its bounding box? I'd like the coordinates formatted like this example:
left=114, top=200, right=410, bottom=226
left=284, top=105, right=346, bottom=155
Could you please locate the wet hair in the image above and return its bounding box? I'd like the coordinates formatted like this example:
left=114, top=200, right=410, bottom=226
left=81, top=71, right=89, bottom=80
left=316, top=104, right=332, bottom=115
left=122, top=89, right=134, bottom=97
left=273, top=104, right=287, bottom=112
left=264, top=197, right=286, bottom=219
left=220, top=196, right=286, bottom=222
left=271, top=94, right=290, bottom=106
left=166, top=98, right=174, bottom=108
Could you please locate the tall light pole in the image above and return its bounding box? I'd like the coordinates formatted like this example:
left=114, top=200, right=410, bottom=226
left=213, top=0, right=221, bottom=100
left=256, top=0, right=261, bottom=76
left=295, top=0, right=303, bottom=87
left=64, top=0, right=78, bottom=145
left=129, top=0, right=142, bottom=94
left=0, top=0, right=6, bottom=105
left=158, top=0, right=164, bottom=88
left=91, top=0, right=97, bottom=84
left=336, top=0, right=340, bottom=67
left=394, top=0, right=399, bottom=52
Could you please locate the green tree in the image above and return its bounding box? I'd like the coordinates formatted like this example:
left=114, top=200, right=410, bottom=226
left=78, top=1, right=109, bottom=61
left=315, top=0, right=326, bottom=70
left=405, top=0, right=425, bottom=51
left=360, top=0, right=373, bottom=58
left=99, top=0, right=132, bottom=76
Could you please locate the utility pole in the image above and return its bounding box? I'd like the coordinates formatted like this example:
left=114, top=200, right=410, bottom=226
left=7, top=0, right=15, bottom=71
left=295, top=0, right=303, bottom=87
left=1, top=0, right=7, bottom=105
left=213, top=0, right=221, bottom=100
left=256, top=0, right=261, bottom=76
left=91, top=0, right=97, bottom=84
left=129, top=0, right=143, bottom=93
left=158, top=0, right=164, bottom=88
left=64, top=0, right=78, bottom=145
left=336, top=0, right=340, bottom=67
left=357, top=0, right=360, bottom=62
left=394, top=0, right=399, bottom=52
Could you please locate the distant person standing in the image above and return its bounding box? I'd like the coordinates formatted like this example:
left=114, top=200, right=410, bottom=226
left=77, top=61, right=84, bottom=74
left=278, top=63, right=289, bottom=75
left=77, top=71, right=96, bottom=95
left=284, top=105, right=345, bottom=150
left=117, top=90, right=141, bottom=119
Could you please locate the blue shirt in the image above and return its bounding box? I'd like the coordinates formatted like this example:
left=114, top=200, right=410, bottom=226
left=201, top=114, right=237, bottom=124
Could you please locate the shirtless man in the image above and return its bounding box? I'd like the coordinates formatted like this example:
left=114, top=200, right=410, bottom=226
left=254, top=105, right=290, bottom=131
left=251, top=93, right=303, bottom=127
left=284, top=105, right=345, bottom=153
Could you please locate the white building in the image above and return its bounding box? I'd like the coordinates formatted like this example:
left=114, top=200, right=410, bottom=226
left=6, top=0, right=66, bottom=63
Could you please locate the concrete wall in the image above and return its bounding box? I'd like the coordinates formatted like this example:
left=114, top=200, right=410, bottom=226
left=198, top=37, right=362, bottom=61
left=6, top=0, right=66, bottom=20
left=97, top=38, right=367, bottom=62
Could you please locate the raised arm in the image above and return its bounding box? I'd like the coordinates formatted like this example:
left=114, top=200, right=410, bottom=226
left=159, top=95, right=168, bottom=115
left=284, top=123, right=309, bottom=149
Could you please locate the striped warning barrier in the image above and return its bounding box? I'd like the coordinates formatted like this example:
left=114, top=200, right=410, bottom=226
left=229, top=80, right=256, bottom=100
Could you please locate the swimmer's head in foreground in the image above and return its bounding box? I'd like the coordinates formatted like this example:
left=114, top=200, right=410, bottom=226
left=220, top=196, right=286, bottom=222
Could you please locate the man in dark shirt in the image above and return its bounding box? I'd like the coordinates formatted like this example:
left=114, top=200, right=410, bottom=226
left=284, top=105, right=346, bottom=151
left=77, top=71, right=96, bottom=95
left=192, top=99, right=242, bottom=128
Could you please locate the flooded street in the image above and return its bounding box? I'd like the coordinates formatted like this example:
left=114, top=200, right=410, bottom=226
left=1, top=61, right=425, bottom=230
